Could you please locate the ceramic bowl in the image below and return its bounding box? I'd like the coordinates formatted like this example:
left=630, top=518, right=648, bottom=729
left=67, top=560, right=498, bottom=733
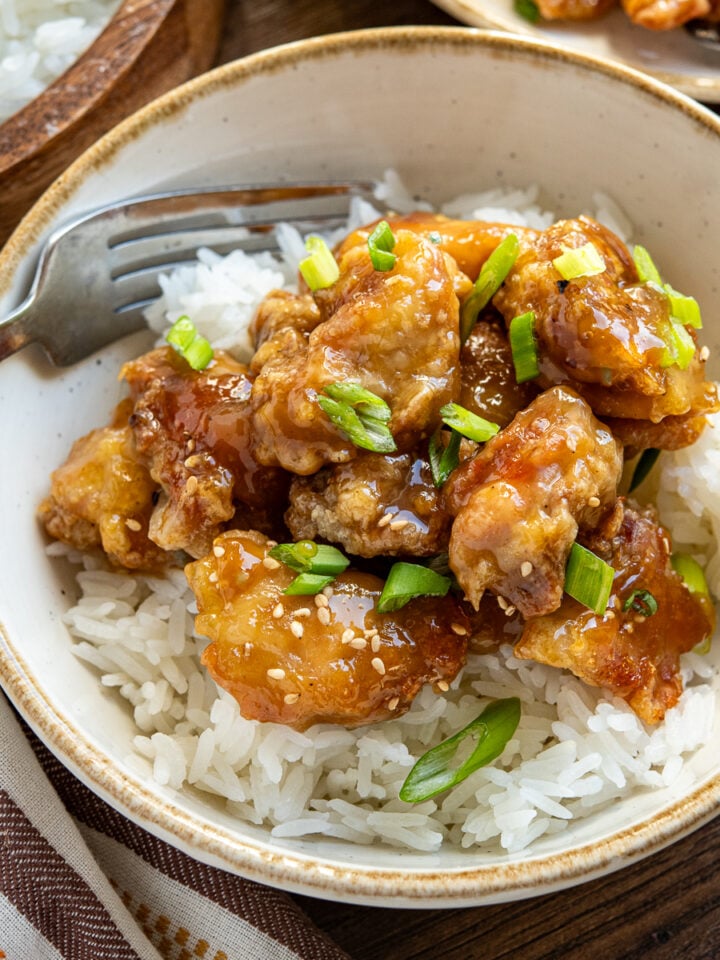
left=0, top=0, right=225, bottom=245
left=1, top=27, right=719, bottom=908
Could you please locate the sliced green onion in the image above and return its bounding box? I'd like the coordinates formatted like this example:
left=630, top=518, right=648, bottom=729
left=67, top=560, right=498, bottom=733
left=322, top=382, right=391, bottom=422
left=665, top=284, right=702, bottom=330
left=284, top=572, right=336, bottom=595
left=440, top=403, right=500, bottom=443
left=376, top=562, right=451, bottom=613
left=299, top=235, right=340, bottom=291
left=269, top=541, right=350, bottom=576
left=514, top=0, right=541, bottom=20
left=399, top=698, right=521, bottom=803
left=459, top=234, right=519, bottom=343
left=660, top=318, right=695, bottom=371
left=629, top=448, right=660, bottom=492
left=622, top=589, right=658, bottom=617
left=428, top=428, right=462, bottom=487
left=671, top=553, right=710, bottom=599
left=318, top=392, right=397, bottom=454
left=166, top=315, right=213, bottom=371
left=564, top=542, right=615, bottom=614
left=632, top=245, right=663, bottom=286
left=367, top=220, right=397, bottom=271
left=509, top=311, right=540, bottom=384
left=552, top=242, right=606, bottom=281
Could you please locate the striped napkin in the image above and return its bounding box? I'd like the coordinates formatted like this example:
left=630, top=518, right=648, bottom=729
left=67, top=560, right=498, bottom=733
left=0, top=692, right=349, bottom=960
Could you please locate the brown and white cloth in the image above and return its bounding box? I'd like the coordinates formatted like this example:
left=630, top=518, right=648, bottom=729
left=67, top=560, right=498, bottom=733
left=0, top=692, right=350, bottom=960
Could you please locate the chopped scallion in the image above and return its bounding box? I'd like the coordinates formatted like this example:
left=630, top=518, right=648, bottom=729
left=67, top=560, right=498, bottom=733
left=318, top=385, right=397, bottom=453
left=629, top=448, right=660, bottom=492
left=440, top=403, right=500, bottom=444
left=299, top=235, right=340, bottom=291
left=552, top=242, right=606, bottom=281
left=509, top=310, right=540, bottom=383
left=284, top=572, right=336, bottom=595
left=514, top=0, right=541, bottom=20
left=459, top=234, right=519, bottom=343
left=367, top=220, right=397, bottom=271
left=665, top=284, right=702, bottom=329
left=399, top=698, right=521, bottom=802
left=269, top=541, right=350, bottom=576
left=428, top=428, right=462, bottom=487
left=660, top=318, right=695, bottom=371
left=564, top=542, right=615, bottom=614
left=671, top=552, right=710, bottom=598
left=166, top=315, right=213, bottom=371
left=632, top=245, right=663, bottom=286
left=376, top=562, right=451, bottom=613
left=622, top=589, right=658, bottom=617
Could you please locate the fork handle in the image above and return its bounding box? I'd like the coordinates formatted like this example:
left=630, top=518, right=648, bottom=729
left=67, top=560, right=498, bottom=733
left=0, top=298, right=34, bottom=362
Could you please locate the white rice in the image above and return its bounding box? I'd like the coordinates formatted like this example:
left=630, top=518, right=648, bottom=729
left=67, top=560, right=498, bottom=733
left=54, top=174, right=719, bottom=854
left=0, top=0, right=121, bottom=124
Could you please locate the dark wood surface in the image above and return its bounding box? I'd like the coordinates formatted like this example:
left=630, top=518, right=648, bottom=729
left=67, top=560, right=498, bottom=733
left=214, top=2, right=720, bottom=957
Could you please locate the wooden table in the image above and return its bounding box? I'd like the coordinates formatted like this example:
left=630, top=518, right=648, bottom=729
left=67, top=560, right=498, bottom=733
left=214, top=3, right=720, bottom=958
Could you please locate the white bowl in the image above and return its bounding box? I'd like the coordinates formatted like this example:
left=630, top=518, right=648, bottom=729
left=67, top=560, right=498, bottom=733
left=1, top=27, right=719, bottom=908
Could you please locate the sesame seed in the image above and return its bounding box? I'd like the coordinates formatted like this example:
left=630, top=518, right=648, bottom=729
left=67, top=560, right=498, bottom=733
left=520, top=561, right=533, bottom=578
left=625, top=622, right=634, bottom=634
left=450, top=623, right=467, bottom=636
left=266, top=540, right=278, bottom=548
left=125, top=518, right=142, bottom=532
left=314, top=594, right=329, bottom=608
left=588, top=496, right=601, bottom=508
left=371, top=657, right=386, bottom=675
left=634, top=614, right=646, bottom=624
left=295, top=607, right=312, bottom=618
left=364, top=628, right=379, bottom=638
left=341, top=628, right=355, bottom=644
left=208, top=572, right=218, bottom=583
left=436, top=680, right=450, bottom=692
left=284, top=693, right=300, bottom=704
left=267, top=668, right=286, bottom=680
left=504, top=605, right=516, bottom=617
left=388, top=697, right=400, bottom=710
left=262, top=556, right=281, bottom=570
left=185, top=475, right=198, bottom=495
left=186, top=437, right=195, bottom=453
left=290, top=621, right=304, bottom=639
left=371, top=636, right=381, bottom=653
left=322, top=585, right=334, bottom=598
left=350, top=638, right=367, bottom=650
left=497, top=596, right=509, bottom=610
left=389, top=518, right=410, bottom=531
left=378, top=513, right=393, bottom=528
left=662, top=537, right=671, bottom=554
left=272, top=603, right=284, bottom=619
left=700, top=345, right=710, bottom=361
left=213, top=545, right=225, bottom=558
left=605, top=610, right=615, bottom=620
left=184, top=454, right=202, bottom=469
left=317, top=607, right=331, bottom=626
left=244, top=642, right=253, bottom=655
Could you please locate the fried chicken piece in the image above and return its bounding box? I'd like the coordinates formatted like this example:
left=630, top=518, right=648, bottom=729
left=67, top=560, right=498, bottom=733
left=250, top=229, right=462, bottom=474
left=622, top=0, right=710, bottom=28
left=515, top=502, right=715, bottom=724
left=492, top=217, right=718, bottom=445
left=460, top=319, right=540, bottom=428
left=445, top=386, right=623, bottom=617
left=39, top=401, right=167, bottom=570
left=536, top=0, right=617, bottom=18
left=122, top=346, right=289, bottom=559
left=285, top=451, right=451, bottom=558
left=187, top=530, right=469, bottom=730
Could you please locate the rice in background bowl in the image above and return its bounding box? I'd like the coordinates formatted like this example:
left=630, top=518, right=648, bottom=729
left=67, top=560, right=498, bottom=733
left=1, top=27, right=720, bottom=905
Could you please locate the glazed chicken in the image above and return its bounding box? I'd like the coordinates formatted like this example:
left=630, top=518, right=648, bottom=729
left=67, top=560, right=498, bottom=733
left=515, top=502, right=715, bottom=723
left=621, top=0, right=713, bottom=28
left=249, top=228, right=464, bottom=473
left=41, top=206, right=717, bottom=731
left=186, top=530, right=469, bottom=729
left=445, top=386, right=623, bottom=617
left=122, top=346, right=289, bottom=558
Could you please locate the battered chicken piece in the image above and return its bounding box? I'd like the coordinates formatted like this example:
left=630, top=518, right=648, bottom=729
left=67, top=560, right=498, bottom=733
left=250, top=229, right=462, bottom=473
left=536, top=0, right=617, bottom=17
left=285, top=451, right=452, bottom=558
left=123, top=346, right=289, bottom=559
left=445, top=386, right=623, bottom=617
left=460, top=319, right=540, bottom=428
left=39, top=401, right=167, bottom=570
left=621, top=0, right=710, bottom=28
left=186, top=530, right=469, bottom=730
left=492, top=217, right=718, bottom=443
left=515, top=502, right=715, bottom=724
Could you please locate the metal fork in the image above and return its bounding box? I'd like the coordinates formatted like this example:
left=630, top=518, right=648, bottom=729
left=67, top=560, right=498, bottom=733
left=0, top=181, right=377, bottom=367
